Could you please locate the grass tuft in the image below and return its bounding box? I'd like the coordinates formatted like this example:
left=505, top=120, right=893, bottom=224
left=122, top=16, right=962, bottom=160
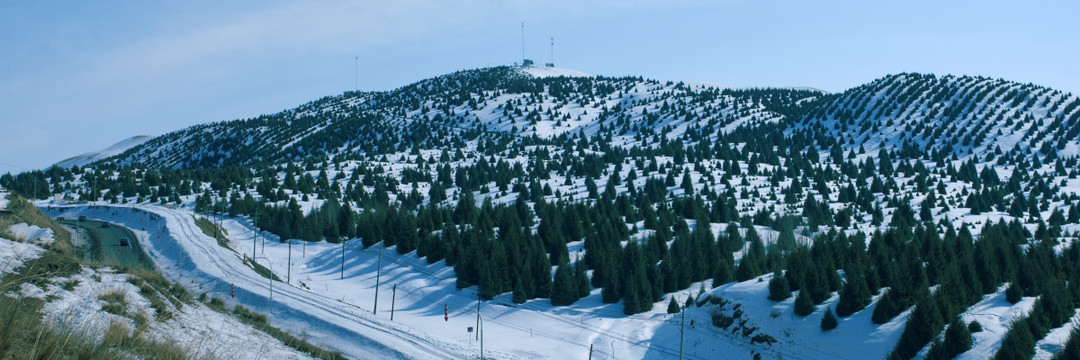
left=202, top=298, right=345, bottom=360
left=193, top=215, right=230, bottom=249
left=98, top=290, right=128, bottom=317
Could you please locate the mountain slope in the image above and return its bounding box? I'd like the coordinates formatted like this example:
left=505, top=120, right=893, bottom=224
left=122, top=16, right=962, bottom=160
left=13, top=66, right=1080, bottom=360
left=54, top=135, right=154, bottom=168
left=108, top=66, right=818, bottom=169
left=792, top=73, right=1080, bottom=162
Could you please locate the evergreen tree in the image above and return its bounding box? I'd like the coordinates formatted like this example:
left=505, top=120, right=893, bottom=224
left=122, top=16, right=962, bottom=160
left=768, top=270, right=791, bottom=301
left=1005, top=282, right=1022, bottom=304
left=551, top=260, right=578, bottom=306
left=680, top=168, right=694, bottom=196
left=512, top=278, right=528, bottom=304
left=890, top=298, right=944, bottom=360
left=835, top=273, right=871, bottom=317
left=820, top=307, right=838, bottom=331
left=794, top=290, right=814, bottom=316
left=574, top=259, right=591, bottom=299
left=735, top=226, right=766, bottom=281
left=942, top=317, right=973, bottom=358
left=667, top=296, right=681, bottom=314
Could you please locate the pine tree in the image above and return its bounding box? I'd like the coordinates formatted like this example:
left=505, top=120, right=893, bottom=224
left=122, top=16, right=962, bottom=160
left=667, top=296, right=681, bottom=314
left=512, top=278, right=527, bottom=304
left=1005, top=282, right=1022, bottom=304
left=621, top=241, right=652, bottom=315
left=942, top=317, right=972, bottom=358
left=820, top=307, right=838, bottom=331
left=680, top=168, right=694, bottom=196
left=574, top=259, right=591, bottom=299
left=735, top=226, right=766, bottom=282
left=794, top=290, right=814, bottom=317
left=551, top=261, right=577, bottom=306
left=768, top=271, right=791, bottom=301
left=712, top=250, right=735, bottom=286
left=835, top=273, right=871, bottom=317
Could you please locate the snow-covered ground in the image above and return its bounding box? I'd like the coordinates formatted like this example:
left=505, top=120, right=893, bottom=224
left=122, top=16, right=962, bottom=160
left=6, top=223, right=55, bottom=246
left=954, top=286, right=1035, bottom=360
left=53, top=135, right=154, bottom=169
left=519, top=66, right=590, bottom=78
left=0, top=192, right=10, bottom=211
left=1, top=226, right=312, bottom=359
left=0, top=236, right=45, bottom=279
left=39, top=202, right=1079, bottom=359
left=1035, top=310, right=1080, bottom=359
left=25, top=266, right=311, bottom=360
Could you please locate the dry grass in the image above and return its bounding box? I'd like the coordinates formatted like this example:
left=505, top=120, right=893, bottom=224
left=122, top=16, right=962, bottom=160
left=0, top=194, right=206, bottom=359
left=193, top=215, right=230, bottom=249
left=0, top=194, right=73, bottom=256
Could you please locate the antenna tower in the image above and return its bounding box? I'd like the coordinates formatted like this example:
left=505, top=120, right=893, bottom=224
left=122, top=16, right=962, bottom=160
left=550, top=37, right=554, bottom=66
left=521, top=22, right=526, bottom=64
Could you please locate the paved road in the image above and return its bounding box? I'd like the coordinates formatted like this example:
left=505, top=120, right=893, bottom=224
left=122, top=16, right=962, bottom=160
left=58, top=218, right=153, bottom=270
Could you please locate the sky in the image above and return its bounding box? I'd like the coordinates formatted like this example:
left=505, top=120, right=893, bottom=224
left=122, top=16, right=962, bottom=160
left=1, top=0, right=1077, bottom=175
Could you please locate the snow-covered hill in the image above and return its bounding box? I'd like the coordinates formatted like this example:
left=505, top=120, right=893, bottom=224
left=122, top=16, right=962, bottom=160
left=54, top=135, right=154, bottom=168
left=15, top=66, right=1080, bottom=359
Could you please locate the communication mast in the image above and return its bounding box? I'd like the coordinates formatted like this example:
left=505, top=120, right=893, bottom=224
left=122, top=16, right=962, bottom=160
left=546, top=37, right=555, bottom=67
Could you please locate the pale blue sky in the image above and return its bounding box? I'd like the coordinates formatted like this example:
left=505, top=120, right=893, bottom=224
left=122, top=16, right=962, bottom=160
left=2, top=0, right=1077, bottom=174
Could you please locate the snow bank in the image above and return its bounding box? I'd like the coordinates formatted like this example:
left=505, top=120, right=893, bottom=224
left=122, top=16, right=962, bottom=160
left=0, top=192, right=9, bottom=211
left=28, top=265, right=312, bottom=360
left=35, top=268, right=152, bottom=342
left=7, top=223, right=56, bottom=246
left=0, top=236, right=45, bottom=280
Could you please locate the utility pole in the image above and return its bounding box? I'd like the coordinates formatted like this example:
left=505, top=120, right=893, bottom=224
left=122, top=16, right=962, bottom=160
left=257, top=256, right=274, bottom=318
left=390, top=283, right=397, bottom=321
left=477, top=309, right=485, bottom=360
left=373, top=241, right=383, bottom=313
left=287, top=239, right=292, bottom=284
left=679, top=296, right=686, bottom=360
left=588, top=344, right=593, bottom=360
left=476, top=297, right=481, bottom=340
left=341, top=238, right=347, bottom=279
left=252, top=211, right=257, bottom=260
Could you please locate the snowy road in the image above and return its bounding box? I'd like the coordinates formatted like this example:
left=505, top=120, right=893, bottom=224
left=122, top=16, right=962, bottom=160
left=48, top=204, right=475, bottom=360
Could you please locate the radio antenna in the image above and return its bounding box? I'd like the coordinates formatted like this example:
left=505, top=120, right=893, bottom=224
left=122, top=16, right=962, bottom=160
left=550, top=37, right=554, bottom=66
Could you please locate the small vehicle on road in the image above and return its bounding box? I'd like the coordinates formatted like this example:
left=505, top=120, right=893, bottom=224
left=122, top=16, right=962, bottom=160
left=118, top=238, right=130, bottom=247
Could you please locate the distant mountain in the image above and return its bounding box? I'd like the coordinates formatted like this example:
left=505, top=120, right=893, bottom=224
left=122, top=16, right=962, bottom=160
left=792, top=73, right=1080, bottom=162
left=106, top=66, right=820, bottom=169
left=54, top=135, right=154, bottom=169
left=99, top=67, right=1079, bottom=171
